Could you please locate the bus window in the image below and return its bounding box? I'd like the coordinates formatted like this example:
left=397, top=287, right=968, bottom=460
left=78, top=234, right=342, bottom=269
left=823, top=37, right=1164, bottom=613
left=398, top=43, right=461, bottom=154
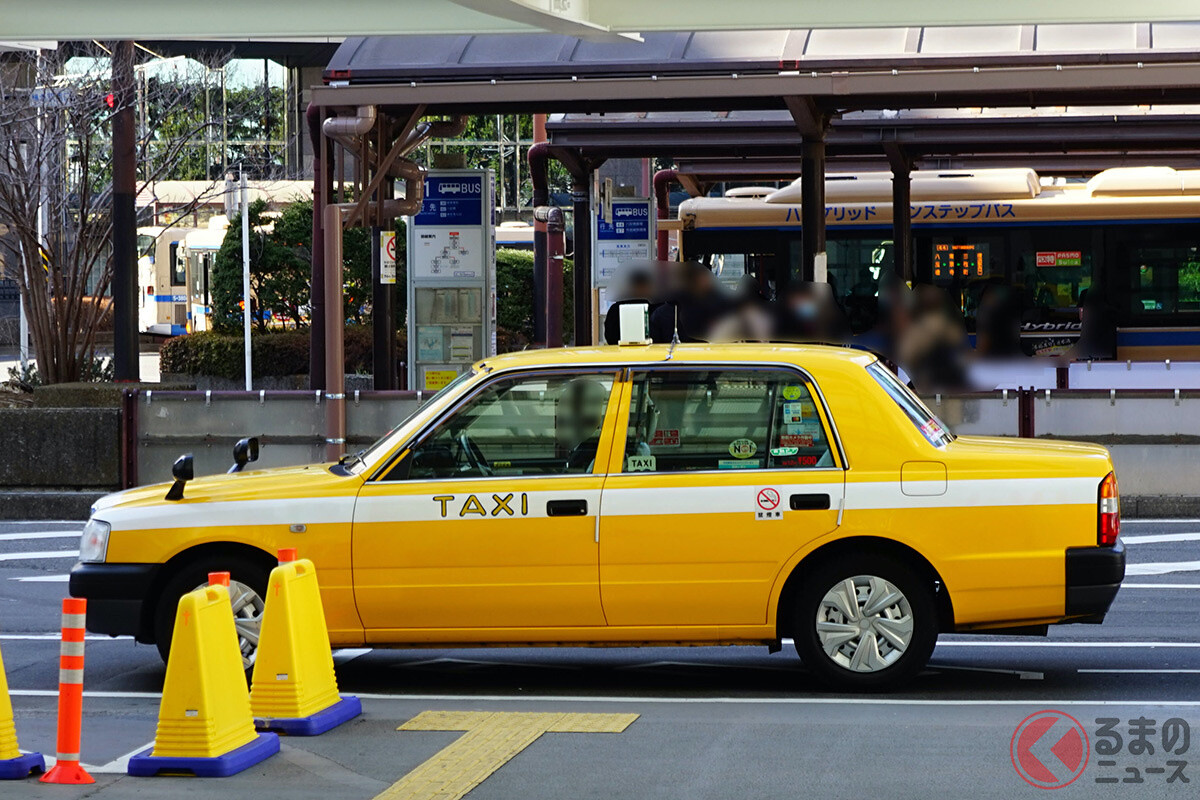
left=1012, top=233, right=1094, bottom=319
left=826, top=236, right=894, bottom=334
left=169, top=243, right=185, bottom=287
left=1130, top=244, right=1200, bottom=315
left=137, top=234, right=156, bottom=259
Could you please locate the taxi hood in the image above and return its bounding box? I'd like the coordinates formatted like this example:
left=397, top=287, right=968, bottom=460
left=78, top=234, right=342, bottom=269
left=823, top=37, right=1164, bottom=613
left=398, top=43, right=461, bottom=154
left=90, top=462, right=358, bottom=520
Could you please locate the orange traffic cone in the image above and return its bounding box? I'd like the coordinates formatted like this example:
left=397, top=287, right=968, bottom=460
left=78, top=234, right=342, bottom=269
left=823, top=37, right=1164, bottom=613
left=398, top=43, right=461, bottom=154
left=40, top=598, right=93, bottom=785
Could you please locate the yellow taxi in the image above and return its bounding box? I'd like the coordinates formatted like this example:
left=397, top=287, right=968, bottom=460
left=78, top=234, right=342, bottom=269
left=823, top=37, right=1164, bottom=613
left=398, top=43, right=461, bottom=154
left=69, top=343, right=1124, bottom=689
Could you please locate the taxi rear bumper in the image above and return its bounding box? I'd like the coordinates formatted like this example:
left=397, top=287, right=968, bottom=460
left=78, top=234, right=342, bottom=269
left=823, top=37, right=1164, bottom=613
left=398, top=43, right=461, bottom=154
left=68, top=563, right=161, bottom=641
left=1064, top=541, right=1125, bottom=621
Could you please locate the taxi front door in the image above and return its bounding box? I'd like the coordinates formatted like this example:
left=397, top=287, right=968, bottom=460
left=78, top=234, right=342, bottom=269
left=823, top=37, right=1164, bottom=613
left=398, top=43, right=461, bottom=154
left=351, top=369, right=622, bottom=637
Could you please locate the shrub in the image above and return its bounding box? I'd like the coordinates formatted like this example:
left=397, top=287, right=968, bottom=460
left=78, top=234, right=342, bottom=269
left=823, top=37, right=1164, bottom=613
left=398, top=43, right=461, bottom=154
left=495, top=247, right=574, bottom=345
left=159, top=327, right=406, bottom=380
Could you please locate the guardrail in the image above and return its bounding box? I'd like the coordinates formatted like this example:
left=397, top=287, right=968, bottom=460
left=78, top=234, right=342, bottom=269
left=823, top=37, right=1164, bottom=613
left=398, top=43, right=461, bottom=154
left=128, top=389, right=427, bottom=487
left=126, top=386, right=1199, bottom=500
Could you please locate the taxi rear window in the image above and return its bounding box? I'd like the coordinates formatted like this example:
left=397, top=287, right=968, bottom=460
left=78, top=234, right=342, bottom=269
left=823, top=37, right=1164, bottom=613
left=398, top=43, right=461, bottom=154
left=866, top=362, right=953, bottom=447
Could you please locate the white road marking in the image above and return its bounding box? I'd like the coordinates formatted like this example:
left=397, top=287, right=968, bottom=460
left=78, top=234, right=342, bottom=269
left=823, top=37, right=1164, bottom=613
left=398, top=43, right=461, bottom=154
left=936, top=641, right=1200, bottom=648
left=9, top=575, right=69, bottom=583
left=1126, top=560, right=1200, bottom=576
left=1122, top=532, right=1200, bottom=545
left=1079, top=669, right=1200, bottom=674
left=0, top=531, right=80, bottom=542
left=1123, top=583, right=1200, bottom=589
left=92, top=741, right=155, bottom=774
left=0, top=550, right=79, bottom=562
left=11, top=688, right=1200, bottom=707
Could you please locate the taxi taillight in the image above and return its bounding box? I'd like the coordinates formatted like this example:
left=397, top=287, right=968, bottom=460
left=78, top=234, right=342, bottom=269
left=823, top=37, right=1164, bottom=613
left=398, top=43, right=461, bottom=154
left=1098, top=472, right=1120, bottom=547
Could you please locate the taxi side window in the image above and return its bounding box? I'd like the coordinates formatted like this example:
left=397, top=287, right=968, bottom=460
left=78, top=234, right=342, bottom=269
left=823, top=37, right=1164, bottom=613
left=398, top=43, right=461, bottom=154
left=622, top=369, right=833, bottom=474
left=399, top=372, right=616, bottom=480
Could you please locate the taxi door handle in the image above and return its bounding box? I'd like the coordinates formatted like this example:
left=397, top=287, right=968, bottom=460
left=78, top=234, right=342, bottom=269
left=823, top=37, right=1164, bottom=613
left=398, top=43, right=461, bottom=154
left=547, top=499, right=588, bottom=517
left=790, top=493, right=831, bottom=511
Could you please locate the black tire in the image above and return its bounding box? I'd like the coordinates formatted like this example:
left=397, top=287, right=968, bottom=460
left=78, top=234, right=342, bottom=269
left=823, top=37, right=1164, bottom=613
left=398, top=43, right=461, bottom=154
left=792, top=552, right=937, bottom=691
left=152, top=553, right=270, bottom=667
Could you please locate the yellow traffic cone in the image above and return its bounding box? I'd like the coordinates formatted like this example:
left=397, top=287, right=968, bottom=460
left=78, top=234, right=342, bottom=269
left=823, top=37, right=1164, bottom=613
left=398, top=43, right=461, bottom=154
left=251, top=549, right=361, bottom=735
left=0, top=641, right=44, bottom=780
left=127, top=573, right=279, bottom=777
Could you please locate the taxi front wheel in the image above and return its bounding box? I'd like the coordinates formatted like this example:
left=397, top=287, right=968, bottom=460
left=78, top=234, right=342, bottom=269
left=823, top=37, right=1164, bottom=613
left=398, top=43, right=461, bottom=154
left=793, top=553, right=937, bottom=691
left=152, top=554, right=270, bottom=672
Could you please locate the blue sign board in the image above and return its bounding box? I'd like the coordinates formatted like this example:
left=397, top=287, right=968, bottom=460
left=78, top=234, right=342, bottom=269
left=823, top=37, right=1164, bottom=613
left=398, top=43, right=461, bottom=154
left=597, top=201, right=651, bottom=241
left=413, top=176, right=484, bottom=226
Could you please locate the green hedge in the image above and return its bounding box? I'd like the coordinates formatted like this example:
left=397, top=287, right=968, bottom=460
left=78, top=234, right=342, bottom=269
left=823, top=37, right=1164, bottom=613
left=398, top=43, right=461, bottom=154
left=495, top=248, right=573, bottom=343
left=160, top=327, right=406, bottom=381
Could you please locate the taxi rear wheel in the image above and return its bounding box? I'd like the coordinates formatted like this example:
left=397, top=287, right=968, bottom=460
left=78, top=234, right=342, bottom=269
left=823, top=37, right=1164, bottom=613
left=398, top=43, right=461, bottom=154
left=793, top=553, right=937, bottom=691
left=153, top=555, right=270, bottom=671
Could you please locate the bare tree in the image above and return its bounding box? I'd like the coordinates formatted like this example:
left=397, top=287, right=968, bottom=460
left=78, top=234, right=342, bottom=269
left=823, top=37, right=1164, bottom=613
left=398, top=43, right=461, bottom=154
left=0, top=46, right=253, bottom=383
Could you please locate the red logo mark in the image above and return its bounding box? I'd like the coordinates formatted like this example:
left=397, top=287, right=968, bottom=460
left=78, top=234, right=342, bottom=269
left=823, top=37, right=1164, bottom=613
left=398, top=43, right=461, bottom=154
left=756, top=488, right=780, bottom=511
left=1011, top=710, right=1090, bottom=789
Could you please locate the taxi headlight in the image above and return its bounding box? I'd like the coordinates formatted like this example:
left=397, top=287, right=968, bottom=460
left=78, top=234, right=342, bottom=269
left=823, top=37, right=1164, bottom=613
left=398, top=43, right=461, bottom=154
left=79, top=519, right=110, bottom=563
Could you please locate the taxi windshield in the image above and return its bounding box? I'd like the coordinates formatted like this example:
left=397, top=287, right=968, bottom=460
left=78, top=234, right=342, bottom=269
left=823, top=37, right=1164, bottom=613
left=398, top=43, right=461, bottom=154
left=346, top=370, right=477, bottom=475
left=866, top=361, right=954, bottom=447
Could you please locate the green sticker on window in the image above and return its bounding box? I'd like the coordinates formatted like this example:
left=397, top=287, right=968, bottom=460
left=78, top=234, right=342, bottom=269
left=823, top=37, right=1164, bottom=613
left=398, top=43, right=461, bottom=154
left=781, top=385, right=804, bottom=401
left=729, top=438, right=758, bottom=459
left=770, top=446, right=798, bottom=456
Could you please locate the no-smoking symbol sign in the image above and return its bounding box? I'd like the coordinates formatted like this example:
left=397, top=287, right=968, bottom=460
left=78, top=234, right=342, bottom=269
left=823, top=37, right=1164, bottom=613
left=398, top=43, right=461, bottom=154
left=379, top=231, right=397, bottom=285
left=756, top=488, right=782, bottom=520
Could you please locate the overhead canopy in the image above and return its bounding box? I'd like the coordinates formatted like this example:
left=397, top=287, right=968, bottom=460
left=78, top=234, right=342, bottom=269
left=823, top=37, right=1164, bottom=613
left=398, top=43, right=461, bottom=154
left=545, top=108, right=1200, bottom=174
left=314, top=25, right=1200, bottom=114
left=9, top=1, right=1200, bottom=41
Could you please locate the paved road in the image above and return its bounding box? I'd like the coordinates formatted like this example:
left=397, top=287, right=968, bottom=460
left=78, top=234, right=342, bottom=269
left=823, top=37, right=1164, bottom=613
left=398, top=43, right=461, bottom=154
left=2, top=518, right=1199, bottom=797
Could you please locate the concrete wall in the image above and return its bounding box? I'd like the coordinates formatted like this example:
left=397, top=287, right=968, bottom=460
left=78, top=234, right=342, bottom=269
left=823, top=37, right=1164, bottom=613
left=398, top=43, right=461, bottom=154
left=0, top=407, right=120, bottom=488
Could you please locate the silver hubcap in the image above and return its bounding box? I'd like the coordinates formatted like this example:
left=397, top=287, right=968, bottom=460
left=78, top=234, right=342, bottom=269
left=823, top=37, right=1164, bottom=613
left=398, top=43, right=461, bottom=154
left=193, top=579, right=263, bottom=670
left=815, top=575, right=914, bottom=673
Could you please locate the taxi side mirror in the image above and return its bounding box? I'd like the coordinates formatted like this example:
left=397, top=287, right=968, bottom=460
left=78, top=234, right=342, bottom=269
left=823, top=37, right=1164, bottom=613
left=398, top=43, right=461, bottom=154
left=165, top=453, right=194, bottom=501
left=228, top=436, right=260, bottom=474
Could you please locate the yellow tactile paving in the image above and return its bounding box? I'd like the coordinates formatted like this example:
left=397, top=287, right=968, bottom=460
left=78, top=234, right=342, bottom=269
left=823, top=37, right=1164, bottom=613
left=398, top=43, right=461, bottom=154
left=376, top=711, right=639, bottom=800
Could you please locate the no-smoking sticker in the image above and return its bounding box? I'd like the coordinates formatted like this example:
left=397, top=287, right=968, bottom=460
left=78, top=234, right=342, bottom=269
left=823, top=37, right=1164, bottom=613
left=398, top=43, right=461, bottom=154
left=756, top=488, right=782, bottom=521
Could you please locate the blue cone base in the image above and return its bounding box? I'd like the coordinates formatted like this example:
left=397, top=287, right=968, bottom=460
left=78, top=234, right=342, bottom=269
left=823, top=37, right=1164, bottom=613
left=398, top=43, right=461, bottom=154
left=0, top=752, right=45, bottom=780
left=127, top=732, right=279, bottom=778
left=255, top=694, right=362, bottom=736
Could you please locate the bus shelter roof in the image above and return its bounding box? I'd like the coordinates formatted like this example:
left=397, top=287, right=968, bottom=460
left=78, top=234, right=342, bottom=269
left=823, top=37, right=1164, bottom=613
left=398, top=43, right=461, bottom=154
left=314, top=25, right=1200, bottom=115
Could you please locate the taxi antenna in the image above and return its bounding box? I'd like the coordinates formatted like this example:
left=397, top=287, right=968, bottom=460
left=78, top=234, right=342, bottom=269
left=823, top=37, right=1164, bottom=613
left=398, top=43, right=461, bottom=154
left=666, top=304, right=680, bottom=360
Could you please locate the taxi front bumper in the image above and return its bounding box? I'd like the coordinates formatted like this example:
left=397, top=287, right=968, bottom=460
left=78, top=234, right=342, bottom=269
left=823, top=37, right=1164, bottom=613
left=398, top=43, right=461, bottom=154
left=68, top=563, right=161, bottom=642
left=1065, top=541, right=1125, bottom=621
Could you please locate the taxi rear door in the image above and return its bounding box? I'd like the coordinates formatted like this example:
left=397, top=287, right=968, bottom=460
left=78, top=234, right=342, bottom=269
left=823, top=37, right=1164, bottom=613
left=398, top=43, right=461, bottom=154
left=597, top=366, right=846, bottom=628
left=351, top=368, right=624, bottom=635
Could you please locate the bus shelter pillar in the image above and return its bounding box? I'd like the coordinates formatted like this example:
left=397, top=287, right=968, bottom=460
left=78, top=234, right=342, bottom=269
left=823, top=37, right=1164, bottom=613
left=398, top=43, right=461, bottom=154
left=886, top=144, right=915, bottom=282
left=307, top=103, right=329, bottom=390
left=529, top=142, right=552, bottom=346
left=800, top=137, right=827, bottom=283
left=322, top=204, right=347, bottom=462
left=571, top=177, right=592, bottom=346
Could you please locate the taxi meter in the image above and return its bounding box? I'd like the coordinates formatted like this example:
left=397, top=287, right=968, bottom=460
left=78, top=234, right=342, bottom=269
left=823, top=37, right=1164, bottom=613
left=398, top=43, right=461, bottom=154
left=407, top=169, right=496, bottom=391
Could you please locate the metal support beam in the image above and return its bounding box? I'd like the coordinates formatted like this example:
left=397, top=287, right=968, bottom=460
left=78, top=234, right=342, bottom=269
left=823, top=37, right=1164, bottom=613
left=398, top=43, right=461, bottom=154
left=884, top=142, right=915, bottom=282
left=323, top=203, right=346, bottom=461
left=111, top=41, right=138, bottom=381
left=371, top=226, right=396, bottom=389
left=571, top=179, right=592, bottom=345
left=307, top=103, right=328, bottom=389
left=800, top=136, right=826, bottom=283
